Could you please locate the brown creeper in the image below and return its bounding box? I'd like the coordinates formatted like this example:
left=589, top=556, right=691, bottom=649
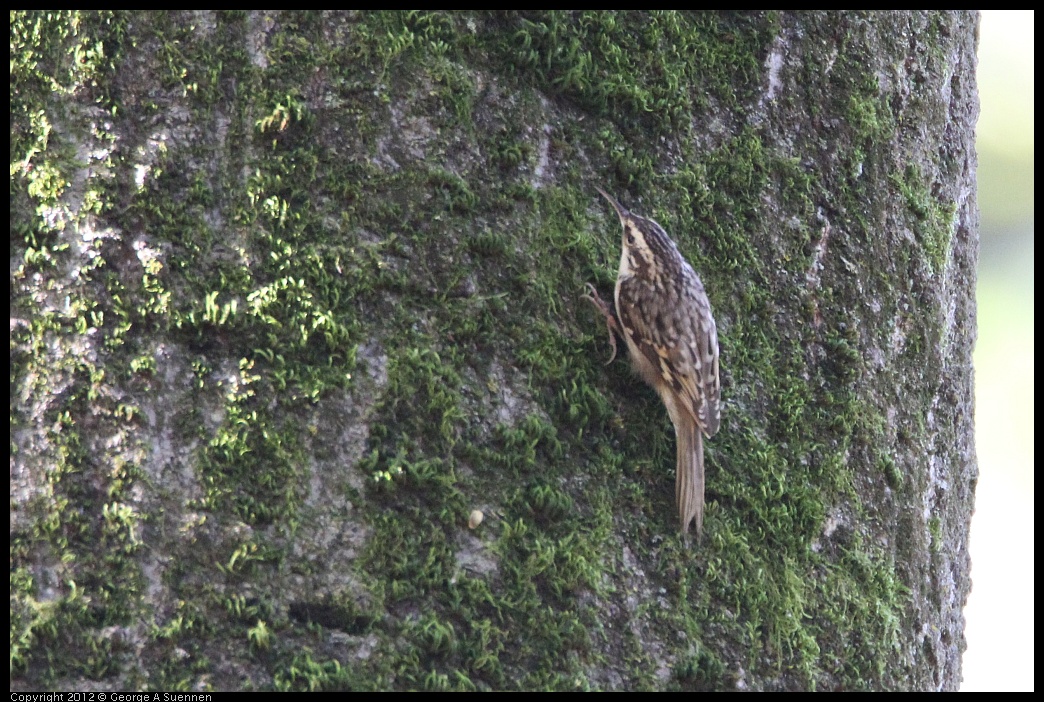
left=585, top=188, right=720, bottom=538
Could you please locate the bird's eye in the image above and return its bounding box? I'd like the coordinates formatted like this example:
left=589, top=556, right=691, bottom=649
left=626, top=230, right=636, bottom=246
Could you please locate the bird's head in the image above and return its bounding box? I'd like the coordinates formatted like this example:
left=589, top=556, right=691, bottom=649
left=596, top=187, right=678, bottom=283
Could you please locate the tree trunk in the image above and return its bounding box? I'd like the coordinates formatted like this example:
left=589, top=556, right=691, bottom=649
left=11, top=10, right=978, bottom=691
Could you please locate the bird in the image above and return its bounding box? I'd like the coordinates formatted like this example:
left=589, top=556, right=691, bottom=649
left=584, top=187, right=720, bottom=538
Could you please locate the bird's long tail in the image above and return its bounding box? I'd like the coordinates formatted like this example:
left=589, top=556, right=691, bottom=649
left=675, top=416, right=704, bottom=539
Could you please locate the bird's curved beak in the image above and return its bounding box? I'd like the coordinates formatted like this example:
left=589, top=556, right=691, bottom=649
left=595, top=186, right=629, bottom=223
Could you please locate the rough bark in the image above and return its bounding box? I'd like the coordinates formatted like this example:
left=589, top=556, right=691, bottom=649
left=11, top=10, right=977, bottom=691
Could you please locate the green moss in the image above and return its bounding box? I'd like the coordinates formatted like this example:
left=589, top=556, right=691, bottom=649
left=11, top=9, right=969, bottom=692
left=273, top=650, right=372, bottom=691
left=891, top=165, right=956, bottom=275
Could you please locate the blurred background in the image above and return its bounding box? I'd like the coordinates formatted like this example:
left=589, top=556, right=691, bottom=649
left=962, top=9, right=1034, bottom=693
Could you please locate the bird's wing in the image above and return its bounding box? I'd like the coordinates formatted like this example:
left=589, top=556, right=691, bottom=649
left=617, top=281, right=720, bottom=437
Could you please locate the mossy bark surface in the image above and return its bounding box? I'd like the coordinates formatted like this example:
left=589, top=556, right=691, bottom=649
left=11, top=11, right=978, bottom=691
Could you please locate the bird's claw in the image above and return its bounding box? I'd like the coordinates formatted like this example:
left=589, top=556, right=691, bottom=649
left=582, top=283, right=620, bottom=365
